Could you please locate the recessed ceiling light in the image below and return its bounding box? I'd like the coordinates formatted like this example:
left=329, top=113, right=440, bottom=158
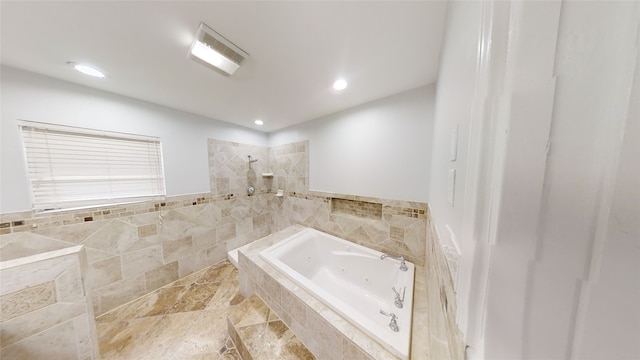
left=188, top=22, right=249, bottom=77
left=254, top=120, right=264, bottom=125
left=68, top=62, right=106, bottom=78
left=333, top=79, right=348, bottom=91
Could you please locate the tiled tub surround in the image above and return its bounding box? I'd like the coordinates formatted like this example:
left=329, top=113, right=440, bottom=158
left=258, top=227, right=415, bottom=359
left=238, top=225, right=431, bottom=360
left=211, top=138, right=427, bottom=268
left=331, top=198, right=383, bottom=220
left=271, top=192, right=428, bottom=267
left=0, top=246, right=99, bottom=359
left=0, top=191, right=272, bottom=316
left=267, top=140, right=428, bottom=267
left=424, top=215, right=466, bottom=359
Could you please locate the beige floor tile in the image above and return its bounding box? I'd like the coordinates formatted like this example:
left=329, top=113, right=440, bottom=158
left=97, top=260, right=312, bottom=360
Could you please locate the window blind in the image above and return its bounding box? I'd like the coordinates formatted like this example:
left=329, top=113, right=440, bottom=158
left=19, top=121, right=166, bottom=211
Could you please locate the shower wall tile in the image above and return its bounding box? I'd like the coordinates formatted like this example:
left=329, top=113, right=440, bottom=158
left=0, top=247, right=99, bottom=359
left=208, top=139, right=270, bottom=196
left=2, top=321, right=78, bottom=359
left=0, top=232, right=75, bottom=262
left=144, top=261, right=179, bottom=290
left=137, top=223, right=157, bottom=238
left=0, top=281, right=56, bottom=322
left=268, top=141, right=309, bottom=194
left=55, top=261, right=85, bottom=303
left=271, top=193, right=428, bottom=266
left=331, top=198, right=383, bottom=220
left=162, top=236, right=194, bottom=263
left=1, top=189, right=272, bottom=317
left=121, top=246, right=164, bottom=278
left=86, top=256, right=123, bottom=290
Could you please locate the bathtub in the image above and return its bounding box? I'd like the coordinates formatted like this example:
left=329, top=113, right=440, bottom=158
left=259, top=227, right=415, bottom=359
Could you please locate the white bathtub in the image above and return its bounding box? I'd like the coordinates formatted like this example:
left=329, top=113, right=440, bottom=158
left=259, top=227, right=415, bottom=359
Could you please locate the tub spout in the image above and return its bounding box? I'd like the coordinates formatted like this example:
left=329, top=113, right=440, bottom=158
left=379, top=310, right=399, bottom=332
left=380, top=253, right=408, bottom=272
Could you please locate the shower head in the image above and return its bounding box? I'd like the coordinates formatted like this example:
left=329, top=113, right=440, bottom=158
left=248, top=155, right=258, bottom=163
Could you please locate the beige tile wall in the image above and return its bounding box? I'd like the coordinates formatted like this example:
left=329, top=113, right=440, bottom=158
left=1, top=138, right=275, bottom=316
left=0, top=137, right=465, bottom=358
left=268, top=141, right=309, bottom=194
left=208, top=139, right=271, bottom=196
left=0, top=138, right=429, bottom=317
left=268, top=141, right=428, bottom=266
left=424, top=213, right=466, bottom=359
left=1, top=193, right=271, bottom=316
left=331, top=198, right=383, bottom=220
left=0, top=247, right=98, bottom=359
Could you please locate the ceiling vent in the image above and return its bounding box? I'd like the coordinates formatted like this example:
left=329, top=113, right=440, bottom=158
left=188, top=22, right=249, bottom=77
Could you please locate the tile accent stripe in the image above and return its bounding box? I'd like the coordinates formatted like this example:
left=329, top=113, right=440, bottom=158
left=0, top=191, right=269, bottom=235
left=331, top=198, right=382, bottom=220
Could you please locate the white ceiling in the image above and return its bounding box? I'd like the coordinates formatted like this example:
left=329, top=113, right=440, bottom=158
left=1, top=1, right=447, bottom=133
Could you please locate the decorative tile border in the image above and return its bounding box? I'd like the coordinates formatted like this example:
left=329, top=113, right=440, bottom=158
left=331, top=198, right=383, bottom=220
left=0, top=246, right=99, bottom=359
left=271, top=190, right=428, bottom=266
left=0, top=191, right=270, bottom=236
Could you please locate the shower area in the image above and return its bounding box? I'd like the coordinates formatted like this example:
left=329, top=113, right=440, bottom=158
left=246, top=155, right=258, bottom=196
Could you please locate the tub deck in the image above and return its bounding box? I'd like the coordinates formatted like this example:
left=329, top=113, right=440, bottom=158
left=259, top=227, right=414, bottom=359
left=236, top=225, right=429, bottom=360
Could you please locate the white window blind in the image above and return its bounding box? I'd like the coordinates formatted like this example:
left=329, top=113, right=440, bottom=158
left=19, top=121, right=166, bottom=211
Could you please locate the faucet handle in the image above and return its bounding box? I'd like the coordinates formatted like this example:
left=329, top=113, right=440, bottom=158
left=392, top=286, right=406, bottom=301
left=379, top=310, right=400, bottom=332
left=399, top=255, right=408, bottom=272
left=392, top=286, right=406, bottom=309
left=379, top=310, right=397, bottom=320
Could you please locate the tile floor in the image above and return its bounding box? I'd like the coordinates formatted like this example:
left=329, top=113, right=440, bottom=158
left=96, top=260, right=314, bottom=360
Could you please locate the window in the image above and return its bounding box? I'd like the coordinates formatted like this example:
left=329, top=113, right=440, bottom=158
left=19, top=120, right=166, bottom=211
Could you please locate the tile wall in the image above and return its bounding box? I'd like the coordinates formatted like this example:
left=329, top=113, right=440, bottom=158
left=0, top=193, right=271, bottom=316
left=1, top=139, right=275, bottom=317
left=424, top=214, right=466, bottom=359
left=268, top=141, right=428, bottom=266
left=208, top=139, right=271, bottom=197
left=0, top=246, right=99, bottom=359
left=0, top=138, right=430, bottom=315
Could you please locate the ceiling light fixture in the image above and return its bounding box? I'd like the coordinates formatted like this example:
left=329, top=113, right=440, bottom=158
left=188, top=22, right=249, bottom=77
left=254, top=120, right=264, bottom=126
left=333, top=79, right=348, bottom=91
left=68, top=62, right=106, bottom=78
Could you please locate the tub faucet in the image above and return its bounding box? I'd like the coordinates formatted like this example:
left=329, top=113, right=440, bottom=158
left=392, top=286, right=406, bottom=309
left=379, top=310, right=399, bottom=332
left=380, top=254, right=408, bottom=272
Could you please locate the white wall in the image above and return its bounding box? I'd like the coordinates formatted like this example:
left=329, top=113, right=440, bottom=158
left=269, top=85, right=435, bottom=202
left=427, top=0, right=483, bottom=265
left=0, top=66, right=268, bottom=213
left=430, top=1, right=639, bottom=359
